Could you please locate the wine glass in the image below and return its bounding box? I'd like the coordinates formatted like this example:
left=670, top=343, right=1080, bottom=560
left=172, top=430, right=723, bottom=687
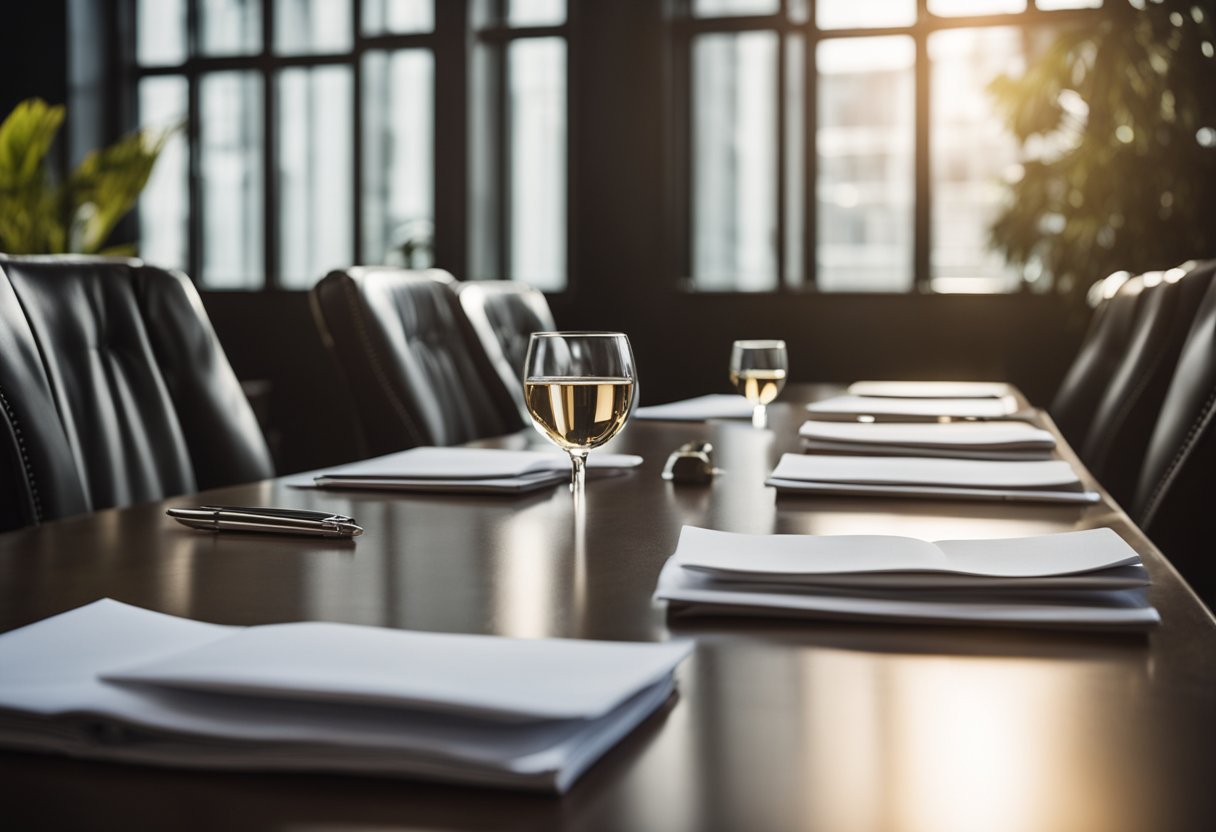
left=524, top=332, right=637, bottom=508
left=730, top=340, right=787, bottom=428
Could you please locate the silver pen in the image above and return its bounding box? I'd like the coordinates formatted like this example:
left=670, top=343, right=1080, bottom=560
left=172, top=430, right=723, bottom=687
left=166, top=505, right=364, bottom=538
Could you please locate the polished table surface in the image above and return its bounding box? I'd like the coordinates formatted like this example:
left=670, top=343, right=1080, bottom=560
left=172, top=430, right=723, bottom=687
left=2, top=386, right=1214, bottom=832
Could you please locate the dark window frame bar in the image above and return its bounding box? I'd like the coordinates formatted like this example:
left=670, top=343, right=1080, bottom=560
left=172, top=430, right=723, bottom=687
left=669, top=0, right=1104, bottom=294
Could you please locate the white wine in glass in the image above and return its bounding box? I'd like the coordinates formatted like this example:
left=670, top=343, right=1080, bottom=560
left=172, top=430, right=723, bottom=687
left=730, top=340, right=788, bottom=428
left=524, top=333, right=636, bottom=507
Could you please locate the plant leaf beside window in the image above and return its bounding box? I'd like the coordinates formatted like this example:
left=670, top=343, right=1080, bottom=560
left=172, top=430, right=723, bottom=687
left=0, top=97, right=175, bottom=256
left=988, top=0, right=1216, bottom=297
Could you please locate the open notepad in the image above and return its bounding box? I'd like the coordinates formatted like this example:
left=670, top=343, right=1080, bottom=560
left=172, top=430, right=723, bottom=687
left=654, top=526, right=1159, bottom=629
left=284, top=447, right=644, bottom=495
left=807, top=395, right=1022, bottom=421
left=799, top=420, right=1057, bottom=460
left=0, top=600, right=691, bottom=793
left=767, top=454, right=1100, bottom=504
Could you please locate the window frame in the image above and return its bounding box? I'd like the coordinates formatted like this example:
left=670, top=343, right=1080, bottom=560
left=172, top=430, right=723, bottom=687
left=668, top=0, right=1105, bottom=295
left=125, top=0, right=458, bottom=290
left=468, top=0, right=573, bottom=289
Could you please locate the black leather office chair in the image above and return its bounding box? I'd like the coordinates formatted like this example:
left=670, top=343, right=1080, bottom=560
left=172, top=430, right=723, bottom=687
left=310, top=267, right=523, bottom=457
left=0, top=255, right=274, bottom=532
left=456, top=280, right=556, bottom=420
left=1050, top=272, right=1147, bottom=450
left=1078, top=263, right=1216, bottom=506
left=1132, top=270, right=1216, bottom=609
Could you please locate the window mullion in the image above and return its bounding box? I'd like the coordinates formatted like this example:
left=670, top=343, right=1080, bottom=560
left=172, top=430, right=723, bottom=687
left=913, top=5, right=931, bottom=293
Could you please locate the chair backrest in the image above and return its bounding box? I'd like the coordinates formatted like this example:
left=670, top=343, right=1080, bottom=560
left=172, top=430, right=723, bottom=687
left=1050, top=273, right=1147, bottom=450
left=0, top=255, right=274, bottom=532
left=1078, top=263, right=1216, bottom=506
left=1132, top=271, right=1216, bottom=608
left=456, top=280, right=557, bottom=419
left=310, top=267, right=523, bottom=457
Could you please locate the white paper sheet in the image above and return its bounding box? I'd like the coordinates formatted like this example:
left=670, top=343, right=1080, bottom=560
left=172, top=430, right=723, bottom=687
left=633, top=394, right=756, bottom=422
left=807, top=395, right=1020, bottom=420
left=770, top=454, right=1082, bottom=489
left=798, top=420, right=1055, bottom=449
left=282, top=447, right=644, bottom=490
left=654, top=559, right=1160, bottom=630
left=0, top=600, right=691, bottom=792
left=107, top=620, right=691, bottom=722
left=672, top=526, right=1141, bottom=580
left=846, top=381, right=1011, bottom=399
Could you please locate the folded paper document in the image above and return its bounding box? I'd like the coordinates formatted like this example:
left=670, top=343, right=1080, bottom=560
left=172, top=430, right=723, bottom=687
left=767, top=454, right=1100, bottom=504
left=807, top=395, right=1021, bottom=421
left=846, top=381, right=1011, bottom=399
left=654, top=526, right=1159, bottom=629
left=633, top=394, right=756, bottom=422
left=284, top=447, right=644, bottom=494
left=0, top=600, right=691, bottom=792
left=799, top=420, right=1056, bottom=460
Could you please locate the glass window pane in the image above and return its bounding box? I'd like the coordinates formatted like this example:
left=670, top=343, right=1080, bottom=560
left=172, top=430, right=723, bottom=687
left=1036, top=0, right=1102, bottom=9
left=138, top=77, right=189, bottom=271
left=363, top=0, right=433, bottom=34
left=278, top=66, right=353, bottom=288
left=275, top=0, right=352, bottom=53
left=362, top=50, right=434, bottom=267
left=693, top=0, right=780, bottom=16
left=785, top=35, right=805, bottom=287
left=928, top=0, right=1026, bottom=15
left=930, top=28, right=1024, bottom=293
left=136, top=0, right=187, bottom=65
left=818, top=0, right=917, bottom=29
left=200, top=72, right=264, bottom=288
left=817, top=36, right=915, bottom=292
left=508, top=38, right=566, bottom=291
left=508, top=0, right=565, bottom=27
left=199, top=0, right=262, bottom=56
left=692, top=32, right=777, bottom=291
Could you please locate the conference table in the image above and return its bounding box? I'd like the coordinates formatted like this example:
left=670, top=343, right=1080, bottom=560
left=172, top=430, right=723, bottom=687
left=1, top=386, right=1213, bottom=832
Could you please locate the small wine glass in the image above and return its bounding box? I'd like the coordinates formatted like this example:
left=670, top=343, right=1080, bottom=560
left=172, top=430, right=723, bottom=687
left=524, top=332, right=637, bottom=508
left=730, top=340, right=788, bottom=428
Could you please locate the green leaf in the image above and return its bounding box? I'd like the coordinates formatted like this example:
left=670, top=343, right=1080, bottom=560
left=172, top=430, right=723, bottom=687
left=0, top=98, right=64, bottom=189
left=67, top=126, right=174, bottom=254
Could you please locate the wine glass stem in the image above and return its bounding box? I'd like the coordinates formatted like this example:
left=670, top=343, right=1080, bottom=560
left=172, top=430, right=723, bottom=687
left=752, top=404, right=767, bottom=429
left=570, top=450, right=588, bottom=511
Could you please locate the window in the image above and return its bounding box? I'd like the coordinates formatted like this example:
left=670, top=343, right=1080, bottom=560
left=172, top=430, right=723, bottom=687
left=677, top=0, right=1104, bottom=293
left=468, top=1, right=570, bottom=291
left=130, top=0, right=569, bottom=291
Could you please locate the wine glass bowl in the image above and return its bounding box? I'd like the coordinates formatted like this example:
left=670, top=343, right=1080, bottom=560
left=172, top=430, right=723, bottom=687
left=524, top=332, right=636, bottom=506
left=730, top=339, right=787, bottom=428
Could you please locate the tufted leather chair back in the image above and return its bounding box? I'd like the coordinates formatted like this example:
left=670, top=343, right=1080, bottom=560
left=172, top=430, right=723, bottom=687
left=1133, top=270, right=1216, bottom=608
left=456, top=281, right=556, bottom=421
left=311, top=268, right=523, bottom=457
left=1050, top=274, right=1147, bottom=450
left=1078, top=263, right=1216, bottom=506
left=0, top=255, right=274, bottom=532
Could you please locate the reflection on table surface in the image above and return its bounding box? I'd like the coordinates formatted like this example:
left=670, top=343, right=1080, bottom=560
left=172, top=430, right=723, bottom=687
left=1, top=388, right=1212, bottom=832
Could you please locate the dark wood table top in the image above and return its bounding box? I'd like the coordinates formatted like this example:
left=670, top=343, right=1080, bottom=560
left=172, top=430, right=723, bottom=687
left=2, top=385, right=1213, bottom=832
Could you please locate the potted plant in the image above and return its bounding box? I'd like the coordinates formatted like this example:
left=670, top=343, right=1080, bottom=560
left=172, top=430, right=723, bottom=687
left=0, top=97, right=174, bottom=255
left=988, top=0, right=1216, bottom=297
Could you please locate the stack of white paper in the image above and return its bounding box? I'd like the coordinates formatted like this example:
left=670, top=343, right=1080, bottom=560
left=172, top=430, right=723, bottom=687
left=846, top=381, right=1010, bottom=399
left=799, top=420, right=1057, bottom=460
left=806, top=395, right=1022, bottom=421
left=767, top=454, right=1100, bottom=504
left=633, top=394, right=756, bottom=422
left=0, top=600, right=691, bottom=792
left=284, top=447, right=644, bottom=494
left=653, top=526, right=1159, bottom=630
